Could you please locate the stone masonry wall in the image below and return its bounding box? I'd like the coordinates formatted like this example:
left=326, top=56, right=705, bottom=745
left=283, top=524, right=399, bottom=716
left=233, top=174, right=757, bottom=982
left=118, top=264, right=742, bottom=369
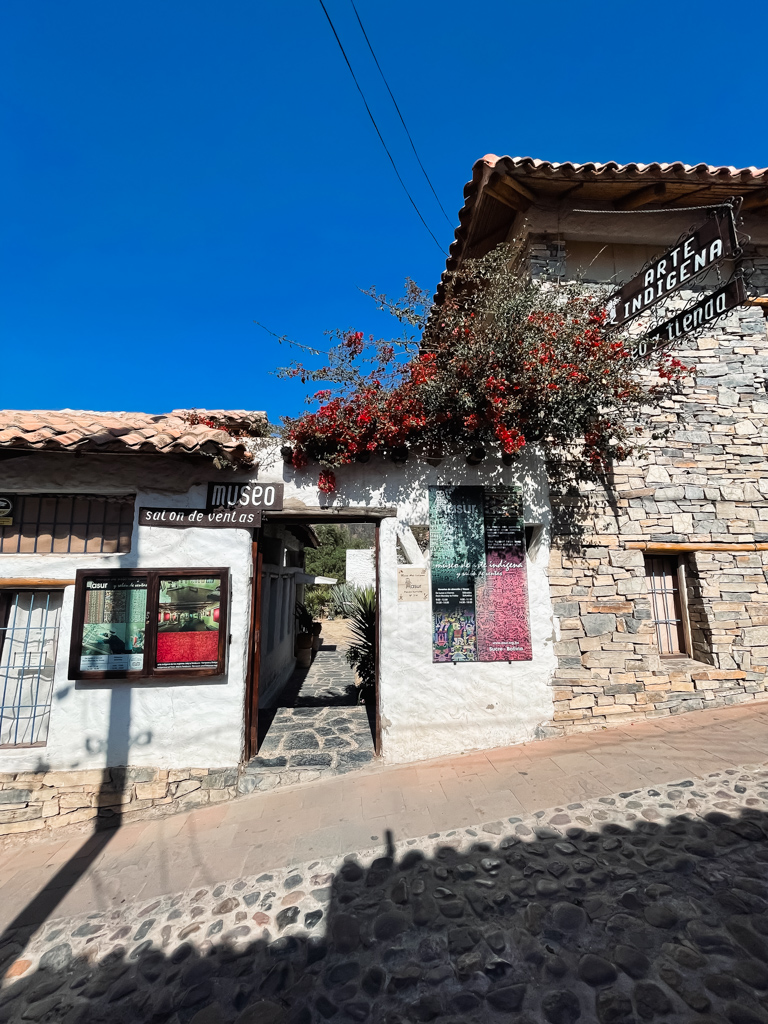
left=0, top=766, right=239, bottom=839
left=544, top=269, right=768, bottom=735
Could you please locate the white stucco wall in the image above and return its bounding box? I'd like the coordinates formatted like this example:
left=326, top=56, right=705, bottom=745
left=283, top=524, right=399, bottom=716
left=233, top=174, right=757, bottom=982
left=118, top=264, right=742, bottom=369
left=346, top=548, right=375, bottom=589
left=0, top=444, right=557, bottom=772
left=258, top=444, right=558, bottom=764
left=0, top=454, right=252, bottom=774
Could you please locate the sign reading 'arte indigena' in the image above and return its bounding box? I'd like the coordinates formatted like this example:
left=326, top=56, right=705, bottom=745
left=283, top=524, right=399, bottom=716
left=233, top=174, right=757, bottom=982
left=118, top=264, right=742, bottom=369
left=610, top=210, right=738, bottom=327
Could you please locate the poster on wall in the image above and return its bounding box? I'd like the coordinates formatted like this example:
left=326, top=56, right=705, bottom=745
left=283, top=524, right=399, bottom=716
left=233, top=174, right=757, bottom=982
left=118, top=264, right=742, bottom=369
left=80, top=577, right=147, bottom=672
left=156, top=577, right=221, bottom=669
left=428, top=486, right=532, bottom=663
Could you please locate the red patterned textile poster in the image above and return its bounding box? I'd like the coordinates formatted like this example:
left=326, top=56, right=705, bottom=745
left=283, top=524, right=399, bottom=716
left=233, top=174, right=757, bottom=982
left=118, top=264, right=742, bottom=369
left=475, top=486, right=532, bottom=661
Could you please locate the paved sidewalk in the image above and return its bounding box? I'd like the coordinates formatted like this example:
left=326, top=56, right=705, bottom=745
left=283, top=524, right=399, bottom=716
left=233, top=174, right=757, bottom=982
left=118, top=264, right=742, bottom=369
left=2, top=700, right=767, bottom=932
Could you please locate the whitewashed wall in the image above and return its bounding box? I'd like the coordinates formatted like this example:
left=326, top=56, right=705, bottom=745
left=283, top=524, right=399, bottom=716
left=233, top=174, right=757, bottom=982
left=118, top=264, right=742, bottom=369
left=259, top=443, right=558, bottom=764
left=345, top=548, right=375, bottom=589
left=0, top=454, right=252, bottom=774
left=0, top=445, right=557, bottom=772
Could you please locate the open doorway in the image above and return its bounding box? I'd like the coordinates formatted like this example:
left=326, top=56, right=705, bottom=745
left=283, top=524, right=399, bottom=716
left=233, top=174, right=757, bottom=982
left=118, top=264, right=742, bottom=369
left=243, top=512, right=385, bottom=787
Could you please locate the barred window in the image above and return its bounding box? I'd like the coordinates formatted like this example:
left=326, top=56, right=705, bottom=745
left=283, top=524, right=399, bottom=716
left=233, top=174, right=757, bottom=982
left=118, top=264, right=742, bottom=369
left=0, top=590, right=63, bottom=747
left=0, top=494, right=134, bottom=554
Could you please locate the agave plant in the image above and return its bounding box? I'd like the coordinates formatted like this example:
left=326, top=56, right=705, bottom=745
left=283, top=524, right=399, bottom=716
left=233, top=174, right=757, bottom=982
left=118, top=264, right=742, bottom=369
left=345, top=586, right=376, bottom=705
left=329, top=582, right=357, bottom=619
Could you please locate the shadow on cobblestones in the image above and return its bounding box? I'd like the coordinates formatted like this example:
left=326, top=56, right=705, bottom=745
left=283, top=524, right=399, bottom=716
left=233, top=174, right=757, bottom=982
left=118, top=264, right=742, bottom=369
left=4, top=806, right=768, bottom=1023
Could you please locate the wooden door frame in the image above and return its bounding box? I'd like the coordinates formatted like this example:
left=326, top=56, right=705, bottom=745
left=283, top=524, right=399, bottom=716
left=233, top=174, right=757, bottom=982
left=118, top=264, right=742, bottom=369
left=243, top=531, right=263, bottom=761
left=243, top=511, right=389, bottom=762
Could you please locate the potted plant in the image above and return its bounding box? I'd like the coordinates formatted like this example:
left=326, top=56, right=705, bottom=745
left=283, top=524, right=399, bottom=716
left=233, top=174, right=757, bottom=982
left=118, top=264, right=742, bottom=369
left=311, top=619, right=323, bottom=651
left=294, top=602, right=314, bottom=668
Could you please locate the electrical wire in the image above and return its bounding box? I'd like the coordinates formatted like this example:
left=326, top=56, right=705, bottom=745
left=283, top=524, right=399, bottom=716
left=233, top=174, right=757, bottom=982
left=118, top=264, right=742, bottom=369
left=349, top=0, right=453, bottom=228
left=316, top=0, right=448, bottom=255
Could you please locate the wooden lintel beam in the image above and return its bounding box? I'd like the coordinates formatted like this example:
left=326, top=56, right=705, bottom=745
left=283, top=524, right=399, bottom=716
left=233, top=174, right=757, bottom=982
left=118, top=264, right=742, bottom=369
left=615, top=182, right=668, bottom=210
left=499, top=174, right=538, bottom=203
left=626, top=541, right=768, bottom=553
left=742, top=187, right=768, bottom=211
left=0, top=579, right=75, bottom=587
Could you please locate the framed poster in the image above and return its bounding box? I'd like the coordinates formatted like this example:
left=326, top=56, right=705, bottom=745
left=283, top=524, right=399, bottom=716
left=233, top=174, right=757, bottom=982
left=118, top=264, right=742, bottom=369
left=428, top=486, right=531, bottom=663
left=70, top=568, right=229, bottom=680
left=155, top=576, right=224, bottom=671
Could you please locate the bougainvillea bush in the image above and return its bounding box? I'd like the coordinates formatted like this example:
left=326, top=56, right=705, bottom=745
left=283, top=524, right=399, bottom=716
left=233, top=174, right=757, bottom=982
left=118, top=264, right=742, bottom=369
left=279, top=246, right=692, bottom=489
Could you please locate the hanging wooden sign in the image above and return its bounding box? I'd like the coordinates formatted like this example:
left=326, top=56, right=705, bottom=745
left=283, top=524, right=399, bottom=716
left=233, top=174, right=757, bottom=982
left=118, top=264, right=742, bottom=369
left=610, top=210, right=738, bottom=327
left=643, top=277, right=747, bottom=348
left=139, top=507, right=262, bottom=529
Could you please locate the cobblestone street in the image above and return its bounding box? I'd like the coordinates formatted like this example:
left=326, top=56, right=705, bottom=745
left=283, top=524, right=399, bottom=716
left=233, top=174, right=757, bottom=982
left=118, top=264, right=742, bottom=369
left=3, top=701, right=768, bottom=1023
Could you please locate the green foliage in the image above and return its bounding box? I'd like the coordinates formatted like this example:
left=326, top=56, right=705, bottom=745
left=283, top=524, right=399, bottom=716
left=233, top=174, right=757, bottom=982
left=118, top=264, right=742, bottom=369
left=345, top=586, right=376, bottom=705
left=328, top=582, right=357, bottom=618
left=303, top=588, right=328, bottom=620
left=294, top=601, right=313, bottom=634
left=304, top=526, right=371, bottom=618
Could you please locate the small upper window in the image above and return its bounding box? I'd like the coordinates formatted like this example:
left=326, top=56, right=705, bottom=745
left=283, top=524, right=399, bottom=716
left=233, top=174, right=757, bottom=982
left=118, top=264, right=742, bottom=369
left=0, top=494, right=134, bottom=554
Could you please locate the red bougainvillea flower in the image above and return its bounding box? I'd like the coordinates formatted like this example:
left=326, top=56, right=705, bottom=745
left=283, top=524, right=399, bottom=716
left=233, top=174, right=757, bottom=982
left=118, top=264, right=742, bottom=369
left=318, top=469, right=336, bottom=494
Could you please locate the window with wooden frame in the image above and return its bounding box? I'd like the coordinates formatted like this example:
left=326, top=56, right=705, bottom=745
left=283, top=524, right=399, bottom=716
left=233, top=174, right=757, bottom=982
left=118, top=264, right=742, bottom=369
left=0, top=494, right=135, bottom=554
left=69, top=568, right=229, bottom=680
left=1, top=588, right=64, bottom=747
left=644, top=555, right=693, bottom=658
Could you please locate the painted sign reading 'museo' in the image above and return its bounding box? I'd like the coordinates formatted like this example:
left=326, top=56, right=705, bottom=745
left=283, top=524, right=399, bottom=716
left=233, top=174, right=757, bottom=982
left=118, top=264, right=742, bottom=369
left=610, top=210, right=737, bottom=327
left=205, top=482, right=283, bottom=512
left=139, top=507, right=262, bottom=529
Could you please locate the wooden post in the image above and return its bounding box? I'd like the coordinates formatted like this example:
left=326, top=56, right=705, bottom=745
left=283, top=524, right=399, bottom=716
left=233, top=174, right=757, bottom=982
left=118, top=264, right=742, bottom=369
left=677, top=560, right=695, bottom=660
left=374, top=519, right=382, bottom=757
left=244, top=532, right=263, bottom=761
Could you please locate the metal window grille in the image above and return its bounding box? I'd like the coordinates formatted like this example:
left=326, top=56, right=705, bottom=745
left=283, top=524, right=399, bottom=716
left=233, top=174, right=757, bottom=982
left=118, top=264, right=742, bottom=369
left=0, top=494, right=134, bottom=554
left=645, top=556, right=687, bottom=656
left=0, top=590, right=63, bottom=746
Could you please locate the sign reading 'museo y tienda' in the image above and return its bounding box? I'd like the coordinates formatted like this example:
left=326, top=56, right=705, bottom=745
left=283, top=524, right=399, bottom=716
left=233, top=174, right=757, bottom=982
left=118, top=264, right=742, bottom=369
left=139, top=507, right=262, bottom=529
left=610, top=210, right=737, bottom=327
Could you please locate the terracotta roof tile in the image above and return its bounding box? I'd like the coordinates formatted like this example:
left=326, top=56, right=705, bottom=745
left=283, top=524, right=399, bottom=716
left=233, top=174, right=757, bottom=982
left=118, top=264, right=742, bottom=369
left=0, top=408, right=268, bottom=466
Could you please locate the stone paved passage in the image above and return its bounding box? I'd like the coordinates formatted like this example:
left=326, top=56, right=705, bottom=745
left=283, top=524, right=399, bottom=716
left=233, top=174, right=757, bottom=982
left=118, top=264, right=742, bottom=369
left=2, top=702, right=768, bottom=1023
left=251, top=620, right=376, bottom=791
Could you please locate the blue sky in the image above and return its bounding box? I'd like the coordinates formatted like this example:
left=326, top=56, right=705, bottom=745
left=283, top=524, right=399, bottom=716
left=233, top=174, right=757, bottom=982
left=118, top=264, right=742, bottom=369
left=2, top=1, right=766, bottom=423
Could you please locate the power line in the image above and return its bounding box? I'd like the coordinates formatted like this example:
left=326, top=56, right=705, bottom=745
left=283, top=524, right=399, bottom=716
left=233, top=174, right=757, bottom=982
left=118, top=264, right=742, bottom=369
left=316, top=0, right=447, bottom=255
left=349, top=0, right=453, bottom=228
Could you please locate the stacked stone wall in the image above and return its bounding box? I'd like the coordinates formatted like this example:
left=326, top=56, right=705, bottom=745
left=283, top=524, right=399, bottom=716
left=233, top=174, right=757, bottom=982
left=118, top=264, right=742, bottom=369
left=0, top=766, right=239, bottom=839
left=544, top=281, right=768, bottom=735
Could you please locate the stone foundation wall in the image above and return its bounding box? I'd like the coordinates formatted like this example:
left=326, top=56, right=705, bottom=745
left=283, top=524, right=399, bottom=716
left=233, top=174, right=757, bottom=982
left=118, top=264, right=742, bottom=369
left=0, top=765, right=239, bottom=838
left=544, top=295, right=768, bottom=735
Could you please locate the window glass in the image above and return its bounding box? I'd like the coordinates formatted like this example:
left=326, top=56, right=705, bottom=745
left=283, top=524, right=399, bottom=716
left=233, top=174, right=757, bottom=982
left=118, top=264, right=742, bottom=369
left=156, top=577, right=221, bottom=669
left=1, top=590, right=63, bottom=746
left=80, top=577, right=147, bottom=672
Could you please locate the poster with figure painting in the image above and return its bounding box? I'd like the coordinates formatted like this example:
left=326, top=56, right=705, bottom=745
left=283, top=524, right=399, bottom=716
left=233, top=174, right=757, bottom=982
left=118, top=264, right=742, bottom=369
left=80, top=577, right=147, bottom=672
left=156, top=577, right=221, bottom=669
left=476, top=486, right=532, bottom=661
left=429, top=485, right=531, bottom=663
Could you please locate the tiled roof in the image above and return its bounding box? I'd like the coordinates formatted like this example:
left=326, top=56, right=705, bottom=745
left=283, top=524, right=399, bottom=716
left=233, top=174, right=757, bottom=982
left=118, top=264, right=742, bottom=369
left=441, top=154, right=768, bottom=293
left=0, top=409, right=268, bottom=465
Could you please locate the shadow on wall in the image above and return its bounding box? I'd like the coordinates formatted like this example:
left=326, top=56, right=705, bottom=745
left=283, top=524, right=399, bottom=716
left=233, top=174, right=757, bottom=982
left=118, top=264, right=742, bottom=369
left=4, top=807, right=768, bottom=1022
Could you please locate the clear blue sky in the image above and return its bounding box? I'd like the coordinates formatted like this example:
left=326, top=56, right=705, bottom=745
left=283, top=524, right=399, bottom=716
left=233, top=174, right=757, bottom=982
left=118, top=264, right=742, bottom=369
left=2, top=1, right=766, bottom=423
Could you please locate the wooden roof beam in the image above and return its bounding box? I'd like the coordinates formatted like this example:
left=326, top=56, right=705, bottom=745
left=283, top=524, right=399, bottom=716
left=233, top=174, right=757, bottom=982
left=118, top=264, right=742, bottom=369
left=499, top=174, right=538, bottom=203
left=614, top=182, right=668, bottom=210
left=742, top=187, right=768, bottom=210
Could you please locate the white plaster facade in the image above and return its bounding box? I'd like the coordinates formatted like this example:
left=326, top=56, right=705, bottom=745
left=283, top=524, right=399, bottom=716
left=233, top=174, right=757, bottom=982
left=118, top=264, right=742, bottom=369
left=0, top=443, right=557, bottom=775
left=345, top=548, right=375, bottom=590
